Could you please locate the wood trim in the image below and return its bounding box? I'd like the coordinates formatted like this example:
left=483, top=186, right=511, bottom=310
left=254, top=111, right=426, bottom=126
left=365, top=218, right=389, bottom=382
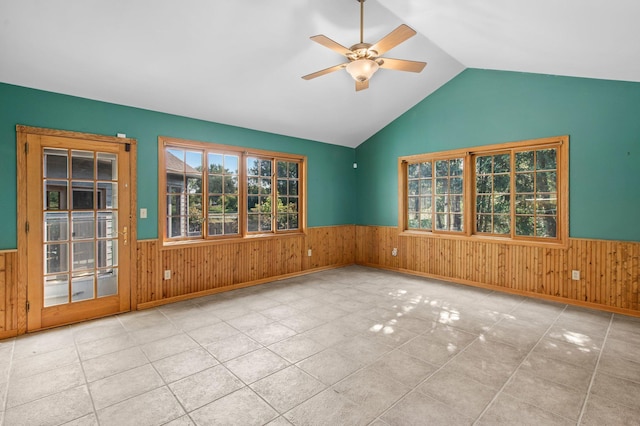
left=137, top=263, right=352, bottom=310
left=357, top=225, right=640, bottom=316
left=136, top=225, right=356, bottom=306
left=16, top=125, right=136, bottom=145
left=158, top=136, right=308, bottom=245
left=15, top=126, right=138, bottom=333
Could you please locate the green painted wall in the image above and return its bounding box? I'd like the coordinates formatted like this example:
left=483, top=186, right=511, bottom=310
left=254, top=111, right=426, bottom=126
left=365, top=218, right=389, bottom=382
left=0, top=83, right=356, bottom=250
left=355, top=69, right=640, bottom=242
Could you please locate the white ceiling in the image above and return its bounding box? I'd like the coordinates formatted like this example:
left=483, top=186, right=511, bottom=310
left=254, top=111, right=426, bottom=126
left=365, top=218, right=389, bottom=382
left=1, top=0, right=638, bottom=148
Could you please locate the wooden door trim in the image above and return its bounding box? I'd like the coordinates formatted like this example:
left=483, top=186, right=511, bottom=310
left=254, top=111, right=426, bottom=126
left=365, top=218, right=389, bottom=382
left=16, top=125, right=138, bottom=334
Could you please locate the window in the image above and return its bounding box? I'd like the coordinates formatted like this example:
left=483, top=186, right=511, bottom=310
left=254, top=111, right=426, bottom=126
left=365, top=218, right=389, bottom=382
left=400, top=136, right=568, bottom=244
left=407, top=157, right=464, bottom=232
left=159, top=137, right=305, bottom=243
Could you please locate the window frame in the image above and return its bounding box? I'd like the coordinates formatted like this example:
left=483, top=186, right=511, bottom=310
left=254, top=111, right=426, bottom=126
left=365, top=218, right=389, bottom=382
left=399, top=136, right=569, bottom=246
left=159, top=136, right=306, bottom=245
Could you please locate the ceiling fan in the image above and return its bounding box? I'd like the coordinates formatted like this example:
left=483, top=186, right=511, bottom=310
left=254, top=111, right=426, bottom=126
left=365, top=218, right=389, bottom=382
left=302, top=0, right=427, bottom=91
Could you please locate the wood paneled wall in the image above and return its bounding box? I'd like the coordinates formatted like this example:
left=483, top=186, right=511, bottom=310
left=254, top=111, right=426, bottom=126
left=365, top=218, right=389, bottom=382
left=0, top=251, right=18, bottom=338
left=356, top=226, right=640, bottom=315
left=136, top=225, right=356, bottom=308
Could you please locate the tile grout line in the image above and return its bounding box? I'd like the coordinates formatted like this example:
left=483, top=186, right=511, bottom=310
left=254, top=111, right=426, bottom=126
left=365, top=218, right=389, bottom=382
left=471, top=304, right=570, bottom=425
left=70, top=323, right=103, bottom=425
left=366, top=296, right=530, bottom=425
left=575, top=313, right=614, bottom=425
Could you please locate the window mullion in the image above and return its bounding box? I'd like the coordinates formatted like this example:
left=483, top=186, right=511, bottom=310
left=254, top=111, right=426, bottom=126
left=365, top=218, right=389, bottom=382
left=510, top=150, right=516, bottom=239
left=271, top=158, right=277, bottom=233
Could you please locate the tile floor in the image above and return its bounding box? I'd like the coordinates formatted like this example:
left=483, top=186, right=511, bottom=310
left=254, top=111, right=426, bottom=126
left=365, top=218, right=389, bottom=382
left=0, top=265, right=639, bottom=425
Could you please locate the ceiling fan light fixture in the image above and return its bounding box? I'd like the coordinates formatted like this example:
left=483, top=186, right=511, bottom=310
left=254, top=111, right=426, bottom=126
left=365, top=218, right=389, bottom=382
left=346, top=59, right=379, bottom=82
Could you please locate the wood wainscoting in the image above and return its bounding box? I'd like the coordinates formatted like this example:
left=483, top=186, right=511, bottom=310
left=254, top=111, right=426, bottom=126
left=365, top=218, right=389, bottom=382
left=0, top=251, right=19, bottom=338
left=136, top=225, right=356, bottom=308
left=356, top=226, right=640, bottom=316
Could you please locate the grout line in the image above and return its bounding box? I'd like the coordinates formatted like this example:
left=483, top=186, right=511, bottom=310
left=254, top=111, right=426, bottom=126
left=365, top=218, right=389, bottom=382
left=576, top=313, right=614, bottom=425
left=471, top=304, right=570, bottom=425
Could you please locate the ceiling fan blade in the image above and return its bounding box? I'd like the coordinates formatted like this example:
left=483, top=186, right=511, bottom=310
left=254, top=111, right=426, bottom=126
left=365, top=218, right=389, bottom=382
left=302, top=63, right=347, bottom=80
left=369, top=24, right=417, bottom=56
left=356, top=80, right=369, bottom=92
left=310, top=35, right=353, bottom=57
left=378, top=58, right=427, bottom=73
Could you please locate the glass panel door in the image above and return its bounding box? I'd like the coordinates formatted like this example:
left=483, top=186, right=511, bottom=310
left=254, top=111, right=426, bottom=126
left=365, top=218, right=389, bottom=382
left=42, top=149, right=120, bottom=307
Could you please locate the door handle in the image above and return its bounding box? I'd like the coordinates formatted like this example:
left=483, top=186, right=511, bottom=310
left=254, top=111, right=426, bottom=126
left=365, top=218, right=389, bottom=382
left=119, top=226, right=128, bottom=246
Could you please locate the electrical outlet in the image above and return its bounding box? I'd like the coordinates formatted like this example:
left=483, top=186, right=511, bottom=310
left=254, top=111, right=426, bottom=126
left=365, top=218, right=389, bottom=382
left=307, top=249, right=312, bottom=257
left=571, top=270, right=580, bottom=280
left=391, top=248, right=398, bottom=257
left=164, top=270, right=171, bottom=280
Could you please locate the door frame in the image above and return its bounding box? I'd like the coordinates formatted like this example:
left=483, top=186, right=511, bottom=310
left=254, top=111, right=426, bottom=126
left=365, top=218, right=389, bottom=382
left=16, top=125, right=138, bottom=334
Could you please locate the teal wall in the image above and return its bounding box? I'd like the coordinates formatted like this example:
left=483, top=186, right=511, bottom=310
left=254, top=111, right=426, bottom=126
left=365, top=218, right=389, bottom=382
left=355, top=69, right=640, bottom=242
left=0, top=83, right=356, bottom=250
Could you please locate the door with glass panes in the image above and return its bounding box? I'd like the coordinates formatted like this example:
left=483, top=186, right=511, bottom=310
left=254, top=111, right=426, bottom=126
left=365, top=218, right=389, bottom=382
left=25, top=133, right=132, bottom=330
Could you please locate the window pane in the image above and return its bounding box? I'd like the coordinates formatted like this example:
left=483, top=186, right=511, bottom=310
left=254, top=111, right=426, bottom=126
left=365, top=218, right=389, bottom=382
left=168, top=217, right=182, bottom=238
left=44, top=274, right=69, bottom=307
left=97, top=212, right=117, bottom=238
left=477, top=214, right=492, bottom=233
left=260, top=178, right=272, bottom=194
left=516, top=151, right=534, bottom=171
left=288, top=214, right=299, bottom=230
left=72, top=241, right=95, bottom=271
left=435, top=195, right=448, bottom=213
left=208, top=153, right=223, bottom=172
left=260, top=215, right=272, bottom=231
left=185, top=151, right=203, bottom=171
left=97, top=240, right=117, bottom=268
left=451, top=214, right=463, bottom=231
left=72, top=212, right=94, bottom=240
left=408, top=212, right=419, bottom=228
left=97, top=269, right=118, bottom=297
left=408, top=180, right=419, bottom=196
left=515, top=195, right=534, bottom=214
left=72, top=182, right=94, bottom=210
left=45, top=180, right=67, bottom=211
left=420, top=179, right=432, bottom=195
left=435, top=160, right=449, bottom=177
left=97, top=153, right=117, bottom=181
left=209, top=176, right=223, bottom=194
left=248, top=178, right=259, bottom=194
left=420, top=196, right=431, bottom=213
left=408, top=164, right=419, bottom=178
left=493, top=194, right=510, bottom=213
left=536, top=195, right=557, bottom=215
left=476, top=156, right=492, bottom=174
left=288, top=180, right=297, bottom=196
left=45, top=213, right=68, bottom=242
left=449, top=195, right=463, bottom=213
left=288, top=162, right=298, bottom=178
left=420, top=162, right=432, bottom=178
left=71, top=151, right=94, bottom=179
left=187, top=177, right=202, bottom=194
left=167, top=149, right=185, bottom=172
left=493, top=154, right=510, bottom=173
left=72, top=273, right=94, bottom=302
left=450, top=178, right=463, bottom=194
left=224, top=215, right=239, bottom=234
left=97, top=182, right=117, bottom=209
left=516, top=173, right=534, bottom=193
left=224, top=195, right=238, bottom=214
left=167, top=195, right=182, bottom=216
left=278, top=179, right=287, bottom=195
left=536, top=216, right=557, bottom=238
left=208, top=215, right=223, bottom=235
left=45, top=243, right=68, bottom=274
left=476, top=195, right=491, bottom=214
left=493, top=175, right=510, bottom=193
left=493, top=215, right=510, bottom=234
left=449, top=159, right=463, bottom=176
left=248, top=214, right=259, bottom=232
left=435, top=178, right=448, bottom=194
left=515, top=216, right=535, bottom=236
left=420, top=215, right=432, bottom=230
left=225, top=155, right=239, bottom=175
left=224, top=176, right=238, bottom=194
left=44, top=149, right=68, bottom=179
left=408, top=197, right=419, bottom=213
left=536, top=149, right=557, bottom=170
left=536, top=172, right=557, bottom=193
left=476, top=175, right=491, bottom=194
left=435, top=214, right=448, bottom=230
left=260, top=160, right=272, bottom=177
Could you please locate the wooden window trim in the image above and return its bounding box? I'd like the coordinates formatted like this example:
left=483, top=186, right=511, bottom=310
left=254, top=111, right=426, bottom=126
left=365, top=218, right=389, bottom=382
left=158, top=136, right=307, bottom=245
left=399, top=135, right=569, bottom=248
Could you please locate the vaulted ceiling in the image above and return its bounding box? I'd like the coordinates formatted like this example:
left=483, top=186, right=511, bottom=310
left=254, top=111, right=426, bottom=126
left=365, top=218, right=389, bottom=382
left=1, top=0, right=638, bottom=148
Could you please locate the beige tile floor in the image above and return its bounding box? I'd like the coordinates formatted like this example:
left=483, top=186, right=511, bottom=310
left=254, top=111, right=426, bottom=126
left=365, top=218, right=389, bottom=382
left=0, top=265, right=639, bottom=425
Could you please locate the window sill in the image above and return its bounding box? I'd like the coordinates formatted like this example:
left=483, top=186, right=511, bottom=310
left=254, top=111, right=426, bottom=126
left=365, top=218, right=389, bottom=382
left=399, top=229, right=568, bottom=249
left=161, top=231, right=306, bottom=250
